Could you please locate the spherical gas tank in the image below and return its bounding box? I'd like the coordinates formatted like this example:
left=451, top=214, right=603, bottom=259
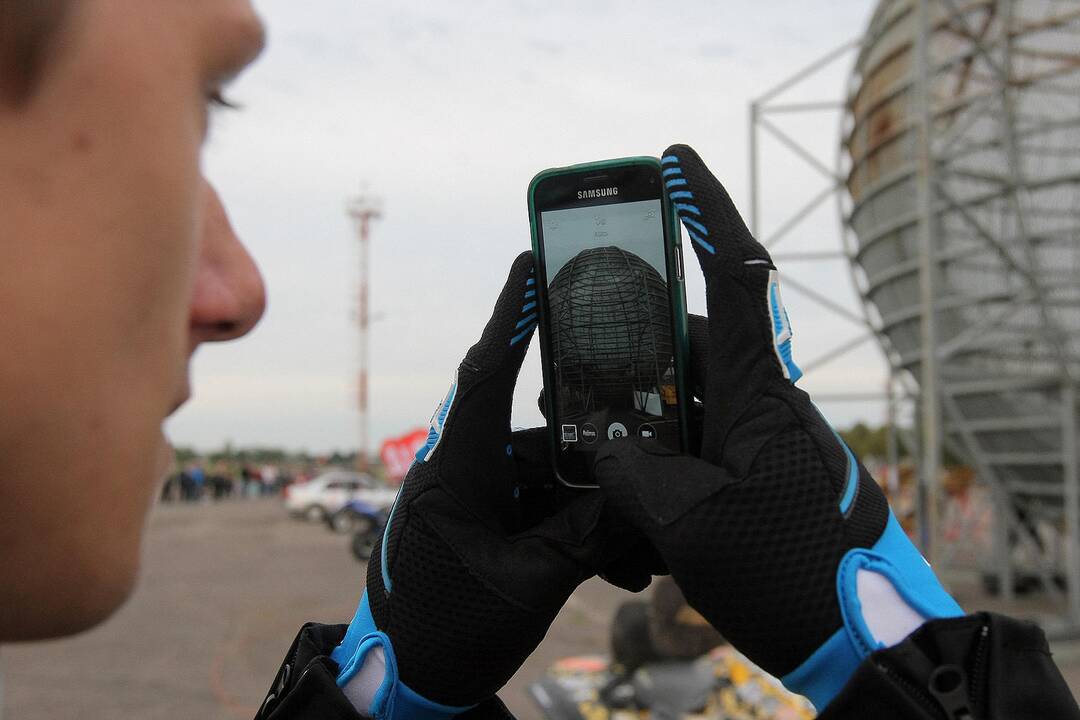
left=548, top=245, right=673, bottom=407
left=843, top=0, right=1080, bottom=497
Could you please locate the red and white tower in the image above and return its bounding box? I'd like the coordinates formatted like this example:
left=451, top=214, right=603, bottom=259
left=347, top=194, right=381, bottom=472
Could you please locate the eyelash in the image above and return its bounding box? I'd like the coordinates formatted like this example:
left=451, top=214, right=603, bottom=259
left=207, top=89, right=239, bottom=111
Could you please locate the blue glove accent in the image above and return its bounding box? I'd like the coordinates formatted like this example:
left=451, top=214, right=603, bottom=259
left=811, top=404, right=860, bottom=514
left=836, top=440, right=859, bottom=514
left=414, top=373, right=459, bottom=464
left=378, top=374, right=460, bottom=593
left=331, top=591, right=380, bottom=680
left=510, top=267, right=538, bottom=345
left=781, top=511, right=963, bottom=710
left=332, top=591, right=475, bottom=720
left=837, top=512, right=964, bottom=644
left=767, top=271, right=803, bottom=383
left=780, top=627, right=861, bottom=711
left=664, top=154, right=717, bottom=254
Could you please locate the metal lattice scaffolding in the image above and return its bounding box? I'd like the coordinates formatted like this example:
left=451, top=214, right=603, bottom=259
left=749, top=0, right=1080, bottom=633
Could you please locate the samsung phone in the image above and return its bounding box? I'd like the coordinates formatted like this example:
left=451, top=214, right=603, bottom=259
left=528, top=157, right=691, bottom=488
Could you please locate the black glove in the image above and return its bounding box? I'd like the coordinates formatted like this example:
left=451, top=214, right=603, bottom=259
left=594, top=144, right=963, bottom=711
left=330, top=252, right=640, bottom=720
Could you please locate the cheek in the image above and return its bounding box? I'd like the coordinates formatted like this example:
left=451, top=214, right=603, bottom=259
left=58, top=1, right=207, bottom=369
left=0, top=2, right=209, bottom=636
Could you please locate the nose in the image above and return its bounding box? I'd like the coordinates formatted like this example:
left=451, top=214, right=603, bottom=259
left=188, top=181, right=266, bottom=351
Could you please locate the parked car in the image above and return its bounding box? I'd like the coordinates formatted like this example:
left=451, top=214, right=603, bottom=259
left=283, top=470, right=396, bottom=522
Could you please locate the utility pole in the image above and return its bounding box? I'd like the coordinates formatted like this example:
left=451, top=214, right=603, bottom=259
left=347, top=194, right=381, bottom=473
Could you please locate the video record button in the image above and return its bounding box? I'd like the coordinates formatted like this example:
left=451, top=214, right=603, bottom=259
left=638, top=423, right=657, bottom=439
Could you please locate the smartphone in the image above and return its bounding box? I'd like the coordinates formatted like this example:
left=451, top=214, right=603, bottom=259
left=528, top=157, right=691, bottom=488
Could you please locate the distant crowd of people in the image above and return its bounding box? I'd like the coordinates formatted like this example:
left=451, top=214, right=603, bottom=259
left=161, top=462, right=299, bottom=502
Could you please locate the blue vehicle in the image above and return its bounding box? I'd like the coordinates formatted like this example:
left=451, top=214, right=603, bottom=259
left=335, top=500, right=390, bottom=561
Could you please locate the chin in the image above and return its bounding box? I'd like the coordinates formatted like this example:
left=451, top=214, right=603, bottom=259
left=0, top=422, right=162, bottom=642
left=9, top=567, right=137, bottom=641
left=66, top=562, right=140, bottom=636
left=0, top=533, right=142, bottom=642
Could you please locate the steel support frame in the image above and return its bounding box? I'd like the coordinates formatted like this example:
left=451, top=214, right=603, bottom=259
left=749, top=0, right=1080, bottom=631
left=915, top=0, right=944, bottom=563
left=748, top=36, right=911, bottom=541
left=935, top=0, right=1080, bottom=624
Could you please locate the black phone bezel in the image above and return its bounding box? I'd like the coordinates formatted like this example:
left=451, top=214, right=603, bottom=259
left=529, top=158, right=690, bottom=488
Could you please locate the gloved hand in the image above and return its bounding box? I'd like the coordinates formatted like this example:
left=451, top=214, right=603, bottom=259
left=331, top=252, right=643, bottom=719
left=594, top=144, right=963, bottom=711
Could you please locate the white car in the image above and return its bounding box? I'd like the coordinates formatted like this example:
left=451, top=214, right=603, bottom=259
left=284, top=470, right=397, bottom=522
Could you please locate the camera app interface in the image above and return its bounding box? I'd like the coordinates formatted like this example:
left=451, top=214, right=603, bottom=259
left=540, top=199, right=679, bottom=455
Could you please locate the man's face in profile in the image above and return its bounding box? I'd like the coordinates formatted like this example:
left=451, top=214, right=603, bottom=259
left=0, top=0, right=267, bottom=640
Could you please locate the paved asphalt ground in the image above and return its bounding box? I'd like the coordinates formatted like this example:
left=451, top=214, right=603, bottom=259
left=2, top=500, right=1078, bottom=719
left=0, top=500, right=638, bottom=720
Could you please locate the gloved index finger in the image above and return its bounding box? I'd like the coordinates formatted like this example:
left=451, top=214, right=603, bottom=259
left=661, top=144, right=773, bottom=274
left=420, top=250, right=537, bottom=458
left=659, top=145, right=807, bottom=463
left=461, top=250, right=539, bottom=374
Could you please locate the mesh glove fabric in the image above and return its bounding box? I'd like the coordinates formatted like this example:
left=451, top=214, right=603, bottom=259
left=331, top=252, right=639, bottom=720
left=594, top=145, right=962, bottom=711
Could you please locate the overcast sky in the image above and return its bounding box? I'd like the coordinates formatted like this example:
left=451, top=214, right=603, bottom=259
left=166, top=0, right=888, bottom=454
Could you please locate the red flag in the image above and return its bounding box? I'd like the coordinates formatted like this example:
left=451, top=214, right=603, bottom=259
left=380, top=428, right=429, bottom=484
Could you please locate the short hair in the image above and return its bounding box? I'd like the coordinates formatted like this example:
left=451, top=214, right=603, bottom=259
left=0, top=0, right=72, bottom=105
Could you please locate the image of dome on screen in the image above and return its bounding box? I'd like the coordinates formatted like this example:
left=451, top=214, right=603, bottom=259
left=548, top=245, right=673, bottom=415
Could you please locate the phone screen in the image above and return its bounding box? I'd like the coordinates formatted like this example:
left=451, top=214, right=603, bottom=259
left=532, top=162, right=685, bottom=486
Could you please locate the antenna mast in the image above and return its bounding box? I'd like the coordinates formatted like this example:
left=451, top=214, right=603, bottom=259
left=347, top=193, right=382, bottom=473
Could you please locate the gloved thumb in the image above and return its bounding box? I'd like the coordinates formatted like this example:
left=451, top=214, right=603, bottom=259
left=593, top=439, right=735, bottom=530
left=426, top=251, right=539, bottom=517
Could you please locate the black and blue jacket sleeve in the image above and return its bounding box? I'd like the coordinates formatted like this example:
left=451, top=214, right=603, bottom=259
left=254, top=623, right=512, bottom=720
left=821, top=612, right=1079, bottom=720
left=255, top=614, right=1078, bottom=720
